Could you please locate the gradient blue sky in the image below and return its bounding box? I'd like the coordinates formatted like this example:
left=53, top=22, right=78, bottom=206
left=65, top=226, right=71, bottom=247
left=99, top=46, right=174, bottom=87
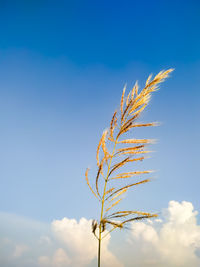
left=0, top=0, right=199, bottom=225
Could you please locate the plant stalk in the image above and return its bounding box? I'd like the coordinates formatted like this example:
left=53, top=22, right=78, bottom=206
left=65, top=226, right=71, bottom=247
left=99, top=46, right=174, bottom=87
left=98, top=229, right=101, bottom=267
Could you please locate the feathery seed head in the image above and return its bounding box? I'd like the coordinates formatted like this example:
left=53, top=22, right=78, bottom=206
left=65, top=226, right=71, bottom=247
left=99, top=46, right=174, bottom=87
left=84, top=68, right=173, bottom=248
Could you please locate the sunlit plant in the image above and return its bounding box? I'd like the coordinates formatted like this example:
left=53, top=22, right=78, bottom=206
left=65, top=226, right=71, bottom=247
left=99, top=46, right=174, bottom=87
left=85, top=69, right=173, bottom=267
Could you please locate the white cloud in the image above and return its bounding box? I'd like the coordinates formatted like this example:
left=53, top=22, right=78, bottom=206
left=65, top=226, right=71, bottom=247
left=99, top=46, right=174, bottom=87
left=50, top=217, right=123, bottom=267
left=13, top=244, right=29, bottom=258
left=38, top=248, right=71, bottom=267
left=1, top=201, right=200, bottom=267
left=0, top=212, right=123, bottom=267
left=38, top=235, right=52, bottom=246
left=53, top=248, right=71, bottom=267
left=129, top=201, right=200, bottom=267
left=38, top=256, right=50, bottom=266
left=52, top=217, right=96, bottom=265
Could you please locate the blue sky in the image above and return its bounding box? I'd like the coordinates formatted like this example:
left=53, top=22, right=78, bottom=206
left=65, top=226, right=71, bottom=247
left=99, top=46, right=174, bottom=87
left=0, top=1, right=200, bottom=266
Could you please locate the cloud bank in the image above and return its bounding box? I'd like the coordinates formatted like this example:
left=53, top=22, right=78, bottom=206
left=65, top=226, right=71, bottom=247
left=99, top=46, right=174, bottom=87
left=1, top=201, right=200, bottom=267
left=41, top=217, right=123, bottom=267
left=128, top=201, right=200, bottom=267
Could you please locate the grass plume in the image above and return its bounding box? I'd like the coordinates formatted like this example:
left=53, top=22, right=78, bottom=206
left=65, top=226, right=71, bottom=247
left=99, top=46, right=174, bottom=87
left=85, top=69, right=173, bottom=267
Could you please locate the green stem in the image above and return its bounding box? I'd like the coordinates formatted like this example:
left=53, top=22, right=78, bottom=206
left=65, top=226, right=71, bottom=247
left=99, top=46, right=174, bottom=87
left=98, top=236, right=101, bottom=267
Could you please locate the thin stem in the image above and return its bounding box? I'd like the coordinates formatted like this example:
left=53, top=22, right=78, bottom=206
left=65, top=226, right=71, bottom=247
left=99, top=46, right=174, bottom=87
left=98, top=237, right=101, bottom=267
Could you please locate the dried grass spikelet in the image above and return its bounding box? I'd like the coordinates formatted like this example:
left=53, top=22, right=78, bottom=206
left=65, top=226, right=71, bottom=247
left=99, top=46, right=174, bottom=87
left=145, top=74, right=152, bottom=86
left=105, top=179, right=150, bottom=201
left=84, top=68, right=173, bottom=267
left=102, top=211, right=158, bottom=230
left=129, top=94, right=150, bottom=114
left=101, top=130, right=110, bottom=162
left=96, top=130, right=110, bottom=166
left=92, top=220, right=98, bottom=236
left=116, top=150, right=151, bottom=157
left=122, top=214, right=158, bottom=224
left=152, top=69, right=173, bottom=85
left=96, top=133, right=103, bottom=167
left=101, top=130, right=107, bottom=151
left=108, top=188, right=128, bottom=203
left=118, top=138, right=156, bottom=144
left=111, top=174, right=135, bottom=179
left=108, top=157, right=130, bottom=177
left=115, top=145, right=146, bottom=157
left=105, top=187, right=115, bottom=195
left=108, top=210, right=154, bottom=219
left=96, top=161, right=104, bottom=198
left=105, top=198, right=123, bottom=213
left=103, top=219, right=123, bottom=229
left=131, top=81, right=138, bottom=100
left=111, top=170, right=153, bottom=180
left=131, top=122, right=159, bottom=128
left=116, top=145, right=145, bottom=154
left=118, top=114, right=141, bottom=137
left=138, top=69, right=174, bottom=100
left=108, top=111, right=117, bottom=141
left=131, top=103, right=147, bottom=117
left=121, top=98, right=134, bottom=123
left=85, top=168, right=99, bottom=200
left=120, top=84, right=126, bottom=119
left=127, top=156, right=145, bottom=162
left=126, top=91, right=131, bottom=106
